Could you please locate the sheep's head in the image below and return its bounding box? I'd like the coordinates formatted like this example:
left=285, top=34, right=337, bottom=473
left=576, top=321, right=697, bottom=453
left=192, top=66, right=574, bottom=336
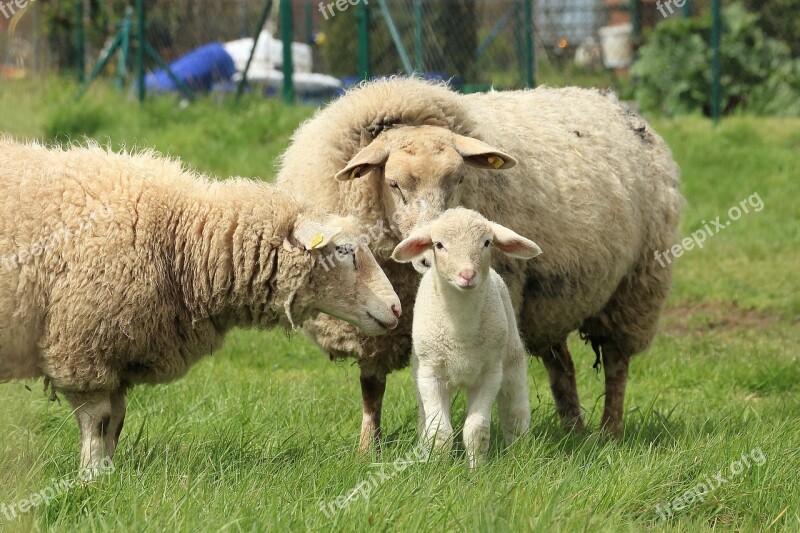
left=391, top=208, right=541, bottom=292
left=334, top=125, right=517, bottom=247
left=292, top=215, right=401, bottom=336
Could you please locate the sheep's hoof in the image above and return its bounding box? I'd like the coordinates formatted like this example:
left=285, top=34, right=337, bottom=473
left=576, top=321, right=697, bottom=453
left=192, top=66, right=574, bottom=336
left=562, top=416, right=586, bottom=434
left=598, top=422, right=623, bottom=440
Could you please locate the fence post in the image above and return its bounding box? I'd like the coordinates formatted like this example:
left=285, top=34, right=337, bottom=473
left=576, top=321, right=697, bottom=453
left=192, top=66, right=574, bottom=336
left=236, top=0, right=273, bottom=101
left=304, top=1, right=313, bottom=44
left=75, top=1, right=85, bottom=84
left=629, top=0, right=640, bottom=43
left=136, top=0, right=146, bottom=103
left=117, top=7, right=132, bottom=91
left=413, top=0, right=423, bottom=73
left=682, top=0, right=691, bottom=18
left=710, top=0, right=721, bottom=124
left=523, top=0, right=534, bottom=88
left=357, top=1, right=370, bottom=81
left=280, top=0, right=295, bottom=103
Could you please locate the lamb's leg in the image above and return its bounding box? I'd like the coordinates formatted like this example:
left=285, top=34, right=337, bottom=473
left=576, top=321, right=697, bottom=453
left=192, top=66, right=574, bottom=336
left=415, top=379, right=426, bottom=438
left=105, top=384, right=129, bottom=459
left=464, top=369, right=502, bottom=468
left=497, top=351, right=531, bottom=446
left=416, top=372, right=453, bottom=453
left=359, top=372, right=386, bottom=452
left=540, top=341, right=585, bottom=432
left=600, top=343, right=630, bottom=438
left=65, top=391, right=112, bottom=477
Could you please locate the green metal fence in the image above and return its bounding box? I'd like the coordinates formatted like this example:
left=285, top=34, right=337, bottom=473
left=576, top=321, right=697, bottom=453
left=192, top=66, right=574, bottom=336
left=1, top=0, right=798, bottom=120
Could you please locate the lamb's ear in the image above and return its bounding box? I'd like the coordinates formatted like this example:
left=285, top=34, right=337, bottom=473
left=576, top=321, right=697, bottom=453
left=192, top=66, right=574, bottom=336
left=489, top=222, right=542, bottom=259
left=292, top=220, right=343, bottom=250
left=391, top=227, right=433, bottom=263
left=334, top=135, right=390, bottom=181
left=453, top=133, right=517, bottom=170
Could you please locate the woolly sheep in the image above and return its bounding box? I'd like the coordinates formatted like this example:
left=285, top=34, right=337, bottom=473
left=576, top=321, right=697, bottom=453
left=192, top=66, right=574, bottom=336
left=277, top=77, right=683, bottom=446
left=0, top=139, right=401, bottom=473
left=392, top=208, right=541, bottom=467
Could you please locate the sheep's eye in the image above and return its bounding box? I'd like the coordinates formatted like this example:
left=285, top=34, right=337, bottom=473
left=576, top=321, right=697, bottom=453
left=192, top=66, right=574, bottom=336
left=336, top=244, right=355, bottom=263
left=457, top=177, right=465, bottom=186
left=435, top=242, right=445, bottom=250
left=484, top=240, right=491, bottom=248
left=388, top=180, right=407, bottom=205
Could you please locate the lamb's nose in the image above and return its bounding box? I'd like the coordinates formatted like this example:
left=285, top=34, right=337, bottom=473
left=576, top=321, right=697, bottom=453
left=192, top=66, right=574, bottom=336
left=459, top=270, right=476, bottom=283
left=391, top=304, right=402, bottom=318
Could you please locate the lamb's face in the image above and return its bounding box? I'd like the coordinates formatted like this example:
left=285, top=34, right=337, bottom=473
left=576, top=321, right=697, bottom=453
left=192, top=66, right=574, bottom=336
left=391, top=208, right=543, bottom=290
left=294, top=216, right=401, bottom=336
left=426, top=212, right=494, bottom=291
left=334, top=125, right=518, bottom=244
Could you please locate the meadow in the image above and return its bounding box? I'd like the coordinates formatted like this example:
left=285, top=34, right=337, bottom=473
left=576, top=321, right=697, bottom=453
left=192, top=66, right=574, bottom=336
left=0, top=79, right=798, bottom=532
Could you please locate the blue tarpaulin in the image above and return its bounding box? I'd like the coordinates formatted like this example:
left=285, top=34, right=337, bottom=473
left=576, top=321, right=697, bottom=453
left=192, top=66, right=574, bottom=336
left=145, top=43, right=235, bottom=93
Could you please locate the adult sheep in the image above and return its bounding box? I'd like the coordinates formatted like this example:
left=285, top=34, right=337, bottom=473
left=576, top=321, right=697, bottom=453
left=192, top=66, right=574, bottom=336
left=277, top=78, right=683, bottom=447
left=0, top=139, right=401, bottom=473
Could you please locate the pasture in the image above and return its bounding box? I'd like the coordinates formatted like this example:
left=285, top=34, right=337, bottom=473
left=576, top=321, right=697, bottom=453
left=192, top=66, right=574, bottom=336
left=0, top=79, right=798, bottom=531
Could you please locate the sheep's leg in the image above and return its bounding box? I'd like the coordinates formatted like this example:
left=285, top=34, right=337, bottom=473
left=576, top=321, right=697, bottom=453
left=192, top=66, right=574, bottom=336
left=65, top=391, right=112, bottom=478
left=417, top=373, right=453, bottom=454
left=540, top=342, right=585, bottom=432
left=497, top=352, right=531, bottom=446
left=464, top=369, right=502, bottom=468
left=600, top=343, right=629, bottom=438
left=105, top=384, right=129, bottom=459
left=359, top=373, right=386, bottom=452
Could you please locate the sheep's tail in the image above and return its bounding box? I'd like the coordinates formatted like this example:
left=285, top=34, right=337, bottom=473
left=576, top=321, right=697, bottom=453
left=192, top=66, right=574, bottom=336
left=43, top=377, right=61, bottom=404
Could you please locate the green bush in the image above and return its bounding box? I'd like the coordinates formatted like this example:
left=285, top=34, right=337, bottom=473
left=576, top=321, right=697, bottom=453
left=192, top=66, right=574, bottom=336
left=631, top=2, right=800, bottom=116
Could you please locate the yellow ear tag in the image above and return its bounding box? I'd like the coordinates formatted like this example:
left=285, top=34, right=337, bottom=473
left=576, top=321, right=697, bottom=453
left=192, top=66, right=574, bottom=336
left=309, top=233, right=324, bottom=249
left=487, top=156, right=504, bottom=169
left=349, top=167, right=362, bottom=180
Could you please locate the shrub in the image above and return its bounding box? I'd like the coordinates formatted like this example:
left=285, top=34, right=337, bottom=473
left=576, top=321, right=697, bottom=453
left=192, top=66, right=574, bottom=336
left=631, top=2, right=800, bottom=116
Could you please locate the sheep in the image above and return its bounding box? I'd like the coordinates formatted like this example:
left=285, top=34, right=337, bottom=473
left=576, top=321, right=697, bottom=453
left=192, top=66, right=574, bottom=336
left=392, top=208, right=541, bottom=467
left=0, top=138, right=402, bottom=474
left=277, top=77, right=683, bottom=446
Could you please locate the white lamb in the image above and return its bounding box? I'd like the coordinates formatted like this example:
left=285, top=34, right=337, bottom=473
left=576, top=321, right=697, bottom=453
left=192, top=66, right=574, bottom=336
left=392, top=208, right=542, bottom=467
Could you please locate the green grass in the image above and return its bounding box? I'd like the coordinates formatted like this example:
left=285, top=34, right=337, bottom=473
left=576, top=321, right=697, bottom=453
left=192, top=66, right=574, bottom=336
left=0, top=78, right=798, bottom=532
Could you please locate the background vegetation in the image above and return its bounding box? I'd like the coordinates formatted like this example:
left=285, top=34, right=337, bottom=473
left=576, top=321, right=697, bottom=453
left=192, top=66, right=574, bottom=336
left=632, top=2, right=800, bottom=117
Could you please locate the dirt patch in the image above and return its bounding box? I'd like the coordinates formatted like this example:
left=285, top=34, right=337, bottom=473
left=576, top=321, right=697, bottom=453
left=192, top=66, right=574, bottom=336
left=661, top=301, right=781, bottom=336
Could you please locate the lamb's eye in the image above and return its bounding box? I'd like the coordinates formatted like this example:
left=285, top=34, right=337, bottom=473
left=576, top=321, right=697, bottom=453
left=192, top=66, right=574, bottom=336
left=457, top=177, right=465, bottom=186
left=389, top=180, right=399, bottom=189
left=435, top=242, right=444, bottom=250
left=484, top=240, right=491, bottom=247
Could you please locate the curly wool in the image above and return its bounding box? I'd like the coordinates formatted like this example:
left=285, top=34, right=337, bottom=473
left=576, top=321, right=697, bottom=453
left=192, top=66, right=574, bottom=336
left=0, top=139, right=316, bottom=392
left=277, top=78, right=683, bottom=372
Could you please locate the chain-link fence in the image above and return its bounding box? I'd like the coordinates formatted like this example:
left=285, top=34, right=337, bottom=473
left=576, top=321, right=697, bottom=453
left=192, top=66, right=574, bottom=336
left=2, top=0, right=798, bottom=116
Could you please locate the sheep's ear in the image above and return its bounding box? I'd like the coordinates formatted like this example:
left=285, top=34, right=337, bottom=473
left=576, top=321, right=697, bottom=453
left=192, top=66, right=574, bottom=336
left=391, top=227, right=433, bottom=263
left=334, top=135, right=390, bottom=181
left=489, top=222, right=541, bottom=259
left=453, top=133, right=517, bottom=170
left=292, top=220, right=342, bottom=250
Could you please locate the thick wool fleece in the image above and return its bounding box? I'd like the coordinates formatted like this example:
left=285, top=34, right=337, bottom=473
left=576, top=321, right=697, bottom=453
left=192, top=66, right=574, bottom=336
left=277, top=78, right=683, bottom=373
left=0, top=139, right=315, bottom=392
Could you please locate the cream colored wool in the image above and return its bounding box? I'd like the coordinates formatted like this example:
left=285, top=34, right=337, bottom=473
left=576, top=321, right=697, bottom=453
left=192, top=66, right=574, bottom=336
left=0, top=138, right=401, bottom=471
left=277, top=77, right=683, bottom=444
